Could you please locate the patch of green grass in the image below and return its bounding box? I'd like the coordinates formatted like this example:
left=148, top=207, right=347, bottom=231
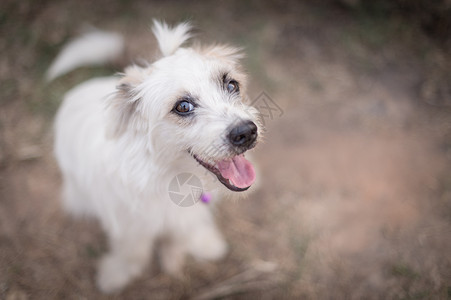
left=404, top=290, right=432, bottom=300
left=290, top=233, right=311, bottom=280
left=309, top=79, right=324, bottom=93
left=240, top=38, right=277, bottom=94
left=0, top=79, right=18, bottom=106
left=31, top=66, right=117, bottom=119
left=8, top=263, right=24, bottom=276
left=340, top=3, right=394, bottom=50
left=338, top=1, right=421, bottom=76
left=84, top=244, right=100, bottom=259
left=390, top=263, right=420, bottom=279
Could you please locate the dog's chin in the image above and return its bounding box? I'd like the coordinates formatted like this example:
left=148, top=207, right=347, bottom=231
left=192, top=154, right=254, bottom=192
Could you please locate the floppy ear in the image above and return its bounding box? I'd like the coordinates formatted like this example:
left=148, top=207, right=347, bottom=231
left=106, top=65, right=148, bottom=138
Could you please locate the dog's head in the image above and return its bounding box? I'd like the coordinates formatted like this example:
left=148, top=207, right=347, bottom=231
left=108, top=21, right=262, bottom=192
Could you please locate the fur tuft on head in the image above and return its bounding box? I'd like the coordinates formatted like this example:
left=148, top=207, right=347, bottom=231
left=152, top=20, right=193, bottom=56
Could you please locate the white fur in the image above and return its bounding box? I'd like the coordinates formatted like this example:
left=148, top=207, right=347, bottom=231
left=46, top=29, right=124, bottom=81
left=52, top=21, right=261, bottom=293
left=152, top=20, right=192, bottom=56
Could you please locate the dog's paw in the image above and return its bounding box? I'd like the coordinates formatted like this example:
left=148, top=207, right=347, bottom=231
left=188, top=227, right=228, bottom=261
left=159, top=243, right=186, bottom=276
left=97, top=254, right=141, bottom=294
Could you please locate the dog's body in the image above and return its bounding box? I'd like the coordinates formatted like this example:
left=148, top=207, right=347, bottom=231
left=52, top=21, right=261, bottom=293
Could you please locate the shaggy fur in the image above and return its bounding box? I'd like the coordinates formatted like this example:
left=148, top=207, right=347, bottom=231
left=52, top=21, right=262, bottom=293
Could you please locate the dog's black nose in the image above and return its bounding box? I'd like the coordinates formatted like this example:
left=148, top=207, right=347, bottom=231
left=228, top=120, right=258, bottom=149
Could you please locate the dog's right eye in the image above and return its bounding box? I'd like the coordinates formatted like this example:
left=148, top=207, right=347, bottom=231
left=174, top=100, right=194, bottom=115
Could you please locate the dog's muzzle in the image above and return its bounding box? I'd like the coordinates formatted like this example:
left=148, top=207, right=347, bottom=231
left=191, top=120, right=258, bottom=192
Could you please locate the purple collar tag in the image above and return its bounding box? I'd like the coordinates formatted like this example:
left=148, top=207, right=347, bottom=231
left=200, top=192, right=212, bottom=204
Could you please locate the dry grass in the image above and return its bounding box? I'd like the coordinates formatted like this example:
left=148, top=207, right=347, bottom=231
left=1, top=1, right=451, bottom=299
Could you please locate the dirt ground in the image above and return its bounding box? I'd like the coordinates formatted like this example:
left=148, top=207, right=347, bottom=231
left=1, top=1, right=451, bottom=299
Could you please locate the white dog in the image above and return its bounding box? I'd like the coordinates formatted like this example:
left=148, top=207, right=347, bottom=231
left=50, top=21, right=261, bottom=293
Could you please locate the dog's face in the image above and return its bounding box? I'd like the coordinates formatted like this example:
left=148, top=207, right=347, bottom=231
left=108, top=24, right=261, bottom=192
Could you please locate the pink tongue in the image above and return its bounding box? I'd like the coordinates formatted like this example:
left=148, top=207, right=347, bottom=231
left=217, top=155, right=256, bottom=189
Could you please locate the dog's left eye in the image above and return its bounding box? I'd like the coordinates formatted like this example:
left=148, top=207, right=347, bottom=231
left=174, top=100, right=194, bottom=115
left=226, top=80, right=239, bottom=94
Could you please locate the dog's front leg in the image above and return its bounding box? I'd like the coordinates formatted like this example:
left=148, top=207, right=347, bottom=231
left=156, top=205, right=228, bottom=276
left=97, top=230, right=154, bottom=293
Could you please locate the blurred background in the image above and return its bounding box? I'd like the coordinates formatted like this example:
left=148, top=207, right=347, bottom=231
left=1, top=0, right=451, bottom=299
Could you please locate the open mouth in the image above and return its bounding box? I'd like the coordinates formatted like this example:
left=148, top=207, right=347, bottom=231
left=193, top=154, right=256, bottom=192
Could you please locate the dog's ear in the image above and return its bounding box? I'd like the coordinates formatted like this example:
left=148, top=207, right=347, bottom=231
left=152, top=20, right=192, bottom=56
left=106, top=65, right=148, bottom=138
left=200, top=44, right=244, bottom=66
